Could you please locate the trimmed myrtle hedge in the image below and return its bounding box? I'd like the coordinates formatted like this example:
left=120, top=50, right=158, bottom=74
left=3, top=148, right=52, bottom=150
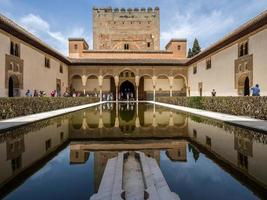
left=0, top=97, right=99, bottom=120
left=157, top=96, right=267, bottom=120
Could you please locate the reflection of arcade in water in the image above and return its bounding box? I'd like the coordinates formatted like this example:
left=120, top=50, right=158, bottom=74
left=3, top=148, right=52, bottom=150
left=69, top=103, right=188, bottom=140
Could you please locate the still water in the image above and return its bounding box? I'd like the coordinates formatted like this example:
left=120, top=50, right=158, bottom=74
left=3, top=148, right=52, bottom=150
left=0, top=103, right=266, bottom=200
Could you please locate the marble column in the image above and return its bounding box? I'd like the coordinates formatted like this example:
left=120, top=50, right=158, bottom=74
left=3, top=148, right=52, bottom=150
left=114, top=75, right=119, bottom=101
left=98, top=75, right=103, bottom=101
left=135, top=76, right=140, bottom=101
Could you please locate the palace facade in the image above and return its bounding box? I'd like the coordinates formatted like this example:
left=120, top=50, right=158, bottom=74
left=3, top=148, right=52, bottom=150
left=0, top=7, right=267, bottom=99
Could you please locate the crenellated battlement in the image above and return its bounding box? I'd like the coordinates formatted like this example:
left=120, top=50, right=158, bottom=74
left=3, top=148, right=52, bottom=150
left=93, top=6, right=160, bottom=50
left=93, top=7, right=160, bottom=13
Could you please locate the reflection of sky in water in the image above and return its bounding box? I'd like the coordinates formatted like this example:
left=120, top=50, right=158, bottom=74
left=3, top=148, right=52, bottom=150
left=4, top=147, right=95, bottom=200
left=160, top=148, right=256, bottom=200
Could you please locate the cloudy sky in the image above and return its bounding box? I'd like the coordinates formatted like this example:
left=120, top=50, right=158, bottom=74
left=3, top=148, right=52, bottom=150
left=1, top=0, right=267, bottom=55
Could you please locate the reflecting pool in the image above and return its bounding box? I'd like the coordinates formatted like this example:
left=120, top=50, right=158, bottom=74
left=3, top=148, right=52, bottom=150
left=0, top=103, right=266, bottom=200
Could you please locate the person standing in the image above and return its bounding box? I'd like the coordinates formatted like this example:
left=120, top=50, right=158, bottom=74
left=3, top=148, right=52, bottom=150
left=251, top=84, right=260, bottom=96
left=211, top=89, right=216, bottom=97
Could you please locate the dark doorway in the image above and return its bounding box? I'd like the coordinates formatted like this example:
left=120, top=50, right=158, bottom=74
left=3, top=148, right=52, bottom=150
left=8, top=77, right=14, bottom=97
left=8, top=75, right=19, bottom=97
left=244, top=77, right=250, bottom=96
left=119, top=81, right=135, bottom=100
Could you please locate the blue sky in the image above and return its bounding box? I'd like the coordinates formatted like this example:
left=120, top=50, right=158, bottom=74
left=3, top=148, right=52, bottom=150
left=1, top=0, right=267, bottom=55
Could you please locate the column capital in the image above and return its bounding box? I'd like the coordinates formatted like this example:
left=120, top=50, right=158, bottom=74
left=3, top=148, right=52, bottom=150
left=81, top=75, right=87, bottom=86
left=135, top=75, right=140, bottom=87
left=114, top=75, right=119, bottom=87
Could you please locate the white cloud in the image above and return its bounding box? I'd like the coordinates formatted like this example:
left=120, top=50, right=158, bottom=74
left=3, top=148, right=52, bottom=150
left=19, top=14, right=89, bottom=55
left=161, top=9, right=234, bottom=50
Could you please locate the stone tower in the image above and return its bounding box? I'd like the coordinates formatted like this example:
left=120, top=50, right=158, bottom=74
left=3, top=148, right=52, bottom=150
left=93, top=7, right=160, bottom=51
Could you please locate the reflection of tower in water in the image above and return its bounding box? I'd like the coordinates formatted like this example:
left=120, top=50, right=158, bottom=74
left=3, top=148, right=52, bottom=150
left=93, top=150, right=161, bottom=192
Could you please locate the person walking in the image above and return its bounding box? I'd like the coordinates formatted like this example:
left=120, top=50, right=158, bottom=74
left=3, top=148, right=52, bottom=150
left=211, top=89, right=216, bottom=97
left=251, top=84, right=260, bottom=96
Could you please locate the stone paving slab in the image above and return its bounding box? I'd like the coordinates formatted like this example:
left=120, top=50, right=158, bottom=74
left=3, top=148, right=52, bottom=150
left=0, top=101, right=105, bottom=132
left=150, top=101, right=267, bottom=133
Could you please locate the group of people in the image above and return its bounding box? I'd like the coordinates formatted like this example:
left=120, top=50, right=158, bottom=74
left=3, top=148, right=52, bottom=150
left=102, top=93, right=114, bottom=101
left=120, top=92, right=134, bottom=101
left=211, top=84, right=261, bottom=97
left=25, top=89, right=46, bottom=97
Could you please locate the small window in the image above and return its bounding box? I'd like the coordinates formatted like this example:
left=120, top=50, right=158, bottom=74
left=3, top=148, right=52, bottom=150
left=239, top=41, right=249, bottom=57
left=74, top=44, right=78, bottom=50
left=60, top=65, right=63, bottom=73
left=177, top=45, right=181, bottom=50
left=206, top=136, right=211, bottom=147
left=193, top=66, right=197, bottom=74
left=10, top=41, right=20, bottom=57
left=147, top=42, right=151, bottom=48
left=193, top=129, right=197, bottom=138
left=45, top=57, right=50, bottom=68
left=206, top=58, right=211, bottom=69
left=124, top=43, right=129, bottom=50
left=11, top=156, right=22, bottom=172
left=45, top=139, right=51, bottom=151
left=60, top=132, right=64, bottom=141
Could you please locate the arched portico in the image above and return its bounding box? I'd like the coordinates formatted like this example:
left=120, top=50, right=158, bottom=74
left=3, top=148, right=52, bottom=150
left=68, top=65, right=188, bottom=101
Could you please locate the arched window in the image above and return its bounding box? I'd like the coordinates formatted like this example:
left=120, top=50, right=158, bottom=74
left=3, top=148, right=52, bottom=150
left=124, top=44, right=129, bottom=50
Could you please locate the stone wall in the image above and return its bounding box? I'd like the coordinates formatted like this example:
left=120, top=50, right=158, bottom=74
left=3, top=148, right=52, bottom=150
left=0, top=97, right=99, bottom=120
left=157, top=96, right=267, bottom=120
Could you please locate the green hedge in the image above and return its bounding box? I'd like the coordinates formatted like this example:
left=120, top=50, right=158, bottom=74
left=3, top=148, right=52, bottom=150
left=0, top=97, right=99, bottom=120
left=157, top=96, right=267, bottom=120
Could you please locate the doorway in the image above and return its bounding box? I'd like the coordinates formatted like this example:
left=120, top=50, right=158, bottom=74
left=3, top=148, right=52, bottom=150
left=119, top=81, right=135, bottom=100
left=244, top=77, right=250, bottom=96
left=8, top=75, right=19, bottom=97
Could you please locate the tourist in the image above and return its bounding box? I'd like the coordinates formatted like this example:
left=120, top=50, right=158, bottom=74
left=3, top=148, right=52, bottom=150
left=33, top=90, right=38, bottom=97
left=251, top=84, right=260, bottom=96
left=211, top=89, right=216, bottom=97
left=50, top=90, right=56, bottom=97
left=25, top=89, right=32, bottom=97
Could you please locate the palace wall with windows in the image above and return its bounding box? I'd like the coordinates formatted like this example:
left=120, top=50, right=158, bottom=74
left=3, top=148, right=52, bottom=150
left=188, top=26, right=267, bottom=97
left=0, top=29, right=69, bottom=97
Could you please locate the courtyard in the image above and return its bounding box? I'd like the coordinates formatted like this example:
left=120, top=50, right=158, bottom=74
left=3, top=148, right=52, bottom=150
left=0, top=0, right=267, bottom=200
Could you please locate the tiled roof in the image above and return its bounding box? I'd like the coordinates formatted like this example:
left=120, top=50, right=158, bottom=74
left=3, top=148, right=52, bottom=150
left=69, top=58, right=188, bottom=66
